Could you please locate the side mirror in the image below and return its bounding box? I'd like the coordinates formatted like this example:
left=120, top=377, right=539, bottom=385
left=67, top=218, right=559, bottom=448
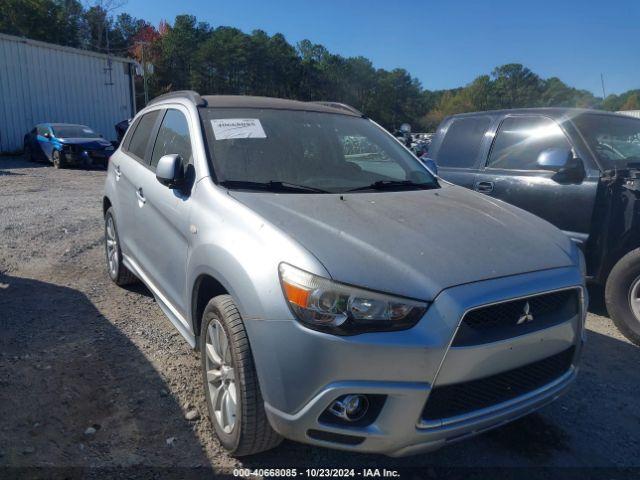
left=422, top=157, right=438, bottom=176
left=537, top=148, right=585, bottom=182
left=156, top=154, right=185, bottom=189
left=536, top=148, right=572, bottom=171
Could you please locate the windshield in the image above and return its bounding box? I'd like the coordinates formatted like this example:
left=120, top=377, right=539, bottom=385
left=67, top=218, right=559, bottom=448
left=52, top=125, right=98, bottom=138
left=199, top=108, right=437, bottom=193
left=573, top=114, right=640, bottom=170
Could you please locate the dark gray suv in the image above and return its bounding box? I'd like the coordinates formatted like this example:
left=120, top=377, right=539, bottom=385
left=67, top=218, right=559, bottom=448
left=429, top=108, right=640, bottom=345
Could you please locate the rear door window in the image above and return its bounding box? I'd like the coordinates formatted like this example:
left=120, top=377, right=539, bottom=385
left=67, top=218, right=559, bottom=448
left=488, top=116, right=571, bottom=170
left=436, top=117, right=491, bottom=168
left=126, top=110, right=161, bottom=162
left=150, top=109, right=193, bottom=170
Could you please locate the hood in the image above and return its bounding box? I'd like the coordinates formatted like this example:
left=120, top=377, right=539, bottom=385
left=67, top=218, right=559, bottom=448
left=230, top=184, right=576, bottom=301
left=58, top=138, right=112, bottom=149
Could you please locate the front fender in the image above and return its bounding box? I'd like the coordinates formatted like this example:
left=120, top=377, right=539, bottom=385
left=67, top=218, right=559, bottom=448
left=188, top=244, right=270, bottom=326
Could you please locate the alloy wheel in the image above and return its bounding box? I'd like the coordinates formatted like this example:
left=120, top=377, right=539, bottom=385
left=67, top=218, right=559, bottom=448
left=205, top=319, right=237, bottom=434
left=105, top=216, right=118, bottom=277
left=629, top=275, right=640, bottom=322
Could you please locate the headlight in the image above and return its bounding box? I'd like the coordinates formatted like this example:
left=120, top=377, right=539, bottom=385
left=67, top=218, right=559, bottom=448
left=278, top=263, right=428, bottom=335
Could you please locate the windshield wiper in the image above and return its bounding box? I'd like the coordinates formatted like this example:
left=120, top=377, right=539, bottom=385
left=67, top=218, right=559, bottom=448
left=219, top=180, right=330, bottom=193
left=345, top=180, right=439, bottom=193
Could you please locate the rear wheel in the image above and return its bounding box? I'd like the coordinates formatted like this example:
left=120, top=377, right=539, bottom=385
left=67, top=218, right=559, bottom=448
left=605, top=248, right=640, bottom=345
left=200, top=295, right=282, bottom=456
left=52, top=150, right=64, bottom=169
left=104, top=207, right=138, bottom=286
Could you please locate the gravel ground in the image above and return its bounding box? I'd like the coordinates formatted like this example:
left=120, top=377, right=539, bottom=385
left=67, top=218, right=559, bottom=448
left=0, top=156, right=639, bottom=477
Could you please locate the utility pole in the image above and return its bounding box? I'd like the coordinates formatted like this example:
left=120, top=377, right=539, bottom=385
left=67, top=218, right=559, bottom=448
left=601, top=73, right=607, bottom=100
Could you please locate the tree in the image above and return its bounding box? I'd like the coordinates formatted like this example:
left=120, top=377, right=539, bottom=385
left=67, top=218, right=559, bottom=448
left=0, top=0, right=84, bottom=47
left=154, top=15, right=210, bottom=91
left=82, top=4, right=109, bottom=50
left=491, top=63, right=543, bottom=108
left=620, top=93, right=640, bottom=111
left=191, top=26, right=250, bottom=94
left=109, top=13, right=149, bottom=53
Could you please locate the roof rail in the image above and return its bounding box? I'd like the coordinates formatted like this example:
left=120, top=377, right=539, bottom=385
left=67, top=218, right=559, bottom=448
left=147, top=90, right=207, bottom=107
left=310, top=101, right=363, bottom=116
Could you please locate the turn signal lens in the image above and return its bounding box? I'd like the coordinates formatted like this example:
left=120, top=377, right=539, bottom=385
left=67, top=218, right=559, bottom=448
left=278, top=263, right=428, bottom=335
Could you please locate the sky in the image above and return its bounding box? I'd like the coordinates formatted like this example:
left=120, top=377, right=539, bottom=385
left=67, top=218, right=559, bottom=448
left=121, top=0, right=640, bottom=96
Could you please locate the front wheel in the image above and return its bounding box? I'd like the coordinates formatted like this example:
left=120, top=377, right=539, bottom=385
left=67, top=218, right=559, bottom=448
left=200, top=295, right=282, bottom=456
left=605, top=248, right=640, bottom=345
left=52, top=150, right=64, bottom=169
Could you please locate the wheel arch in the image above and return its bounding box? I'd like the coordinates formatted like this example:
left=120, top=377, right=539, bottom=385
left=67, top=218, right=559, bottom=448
left=599, top=235, right=640, bottom=284
left=103, top=196, right=113, bottom=217
left=191, top=273, right=230, bottom=349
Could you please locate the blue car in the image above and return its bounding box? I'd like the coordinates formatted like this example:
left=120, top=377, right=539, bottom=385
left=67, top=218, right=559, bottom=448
left=23, top=123, right=115, bottom=169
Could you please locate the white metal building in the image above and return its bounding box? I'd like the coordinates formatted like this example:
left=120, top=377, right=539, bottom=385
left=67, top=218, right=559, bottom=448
left=0, top=33, right=136, bottom=153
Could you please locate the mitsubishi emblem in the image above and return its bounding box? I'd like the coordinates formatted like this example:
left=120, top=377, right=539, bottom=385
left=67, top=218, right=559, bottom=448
left=517, top=302, right=534, bottom=324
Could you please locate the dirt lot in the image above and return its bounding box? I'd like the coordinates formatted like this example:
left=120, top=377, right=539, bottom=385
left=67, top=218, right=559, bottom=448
left=1, top=156, right=639, bottom=476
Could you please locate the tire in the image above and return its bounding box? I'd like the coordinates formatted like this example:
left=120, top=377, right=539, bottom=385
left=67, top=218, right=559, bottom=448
left=24, top=145, right=35, bottom=162
left=52, top=150, right=65, bottom=169
left=104, top=207, right=138, bottom=286
left=605, top=248, right=640, bottom=345
left=200, top=295, right=282, bottom=456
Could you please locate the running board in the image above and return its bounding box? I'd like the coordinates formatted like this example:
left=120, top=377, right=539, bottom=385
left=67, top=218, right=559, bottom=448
left=122, top=254, right=196, bottom=348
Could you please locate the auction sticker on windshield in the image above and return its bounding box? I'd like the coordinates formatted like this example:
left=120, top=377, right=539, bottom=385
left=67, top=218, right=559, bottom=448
left=211, top=119, right=266, bottom=140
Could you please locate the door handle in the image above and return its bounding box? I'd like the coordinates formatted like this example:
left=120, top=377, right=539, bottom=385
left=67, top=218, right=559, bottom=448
left=136, top=187, right=146, bottom=206
left=475, top=181, right=494, bottom=193
left=114, top=165, right=122, bottom=180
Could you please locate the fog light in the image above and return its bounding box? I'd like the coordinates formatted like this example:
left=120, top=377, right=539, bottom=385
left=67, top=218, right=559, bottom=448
left=328, top=395, right=369, bottom=422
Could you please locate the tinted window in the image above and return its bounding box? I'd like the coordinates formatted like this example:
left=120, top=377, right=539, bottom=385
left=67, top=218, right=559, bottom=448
left=488, top=116, right=571, bottom=170
left=127, top=110, right=160, bottom=161
left=52, top=125, right=97, bottom=138
left=436, top=117, right=491, bottom=168
left=37, top=125, right=50, bottom=136
left=151, top=109, right=193, bottom=169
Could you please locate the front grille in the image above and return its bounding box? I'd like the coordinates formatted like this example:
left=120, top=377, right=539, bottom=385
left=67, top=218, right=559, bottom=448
left=422, top=347, right=575, bottom=421
left=453, top=289, right=580, bottom=346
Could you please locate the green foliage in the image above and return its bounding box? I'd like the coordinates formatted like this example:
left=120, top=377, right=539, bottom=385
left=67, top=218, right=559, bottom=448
left=0, top=0, right=85, bottom=47
left=1, top=1, right=638, bottom=130
left=602, top=90, right=640, bottom=111
left=423, top=64, right=605, bottom=128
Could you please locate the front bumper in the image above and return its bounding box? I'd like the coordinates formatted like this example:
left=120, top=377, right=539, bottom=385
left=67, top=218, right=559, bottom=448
left=247, top=266, right=586, bottom=456
left=62, top=149, right=112, bottom=165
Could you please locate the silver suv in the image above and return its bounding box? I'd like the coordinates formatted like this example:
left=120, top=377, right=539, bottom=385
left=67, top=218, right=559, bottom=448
left=103, top=91, right=587, bottom=457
